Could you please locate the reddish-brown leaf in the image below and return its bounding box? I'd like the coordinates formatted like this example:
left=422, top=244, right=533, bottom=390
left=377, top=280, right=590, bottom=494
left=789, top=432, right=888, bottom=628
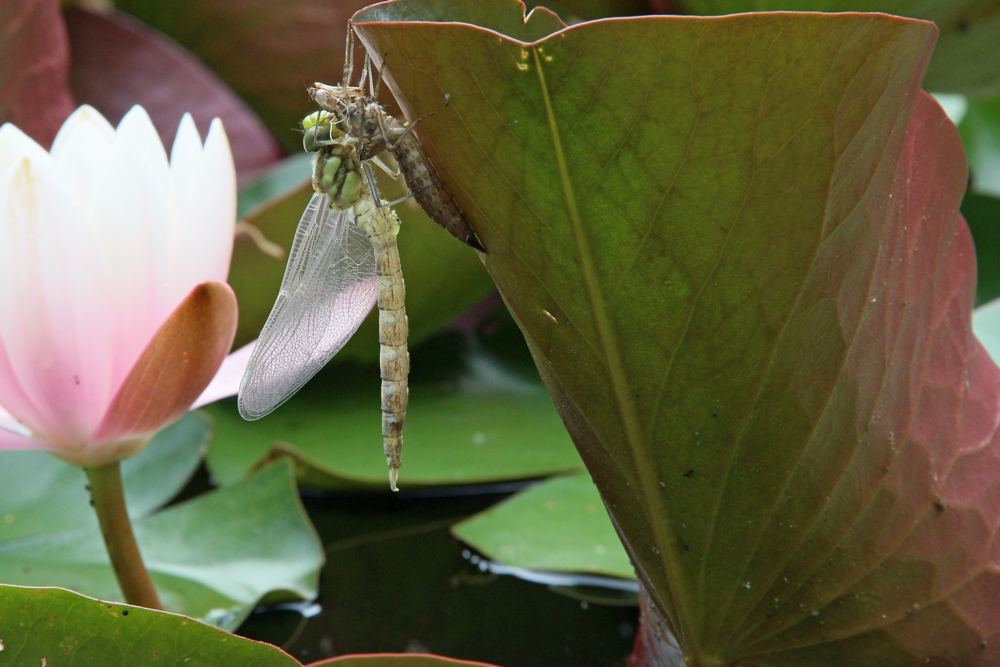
left=0, top=0, right=75, bottom=148
left=65, top=7, right=283, bottom=184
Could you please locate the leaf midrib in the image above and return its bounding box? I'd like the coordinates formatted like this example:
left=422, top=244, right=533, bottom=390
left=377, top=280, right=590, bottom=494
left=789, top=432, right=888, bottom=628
left=531, top=45, right=693, bottom=641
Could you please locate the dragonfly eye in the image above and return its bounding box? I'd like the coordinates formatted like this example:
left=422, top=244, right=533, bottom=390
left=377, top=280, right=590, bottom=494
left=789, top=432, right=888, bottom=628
left=303, top=125, right=320, bottom=152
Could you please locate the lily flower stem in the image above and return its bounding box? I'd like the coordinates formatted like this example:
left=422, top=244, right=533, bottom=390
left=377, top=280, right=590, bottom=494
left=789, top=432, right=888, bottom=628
left=85, top=462, right=163, bottom=610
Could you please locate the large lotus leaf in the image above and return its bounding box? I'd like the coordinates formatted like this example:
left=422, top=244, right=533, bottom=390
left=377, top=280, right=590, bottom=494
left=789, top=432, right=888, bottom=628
left=229, top=156, right=496, bottom=353
left=64, top=7, right=283, bottom=185
left=0, top=585, right=301, bottom=667
left=354, top=4, right=1000, bottom=664
left=0, top=0, right=75, bottom=147
left=671, top=0, right=1000, bottom=99
left=205, top=317, right=582, bottom=489
left=960, top=93, right=1000, bottom=197
left=0, top=433, right=323, bottom=631
left=453, top=473, right=635, bottom=580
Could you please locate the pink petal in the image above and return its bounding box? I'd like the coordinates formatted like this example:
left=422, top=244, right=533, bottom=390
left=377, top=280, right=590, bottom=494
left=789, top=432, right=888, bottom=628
left=0, top=152, right=110, bottom=444
left=192, top=340, right=255, bottom=409
left=89, top=280, right=237, bottom=449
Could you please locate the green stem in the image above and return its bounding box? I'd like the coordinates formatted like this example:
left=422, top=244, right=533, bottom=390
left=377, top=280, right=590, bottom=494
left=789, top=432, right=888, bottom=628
left=85, top=462, right=162, bottom=610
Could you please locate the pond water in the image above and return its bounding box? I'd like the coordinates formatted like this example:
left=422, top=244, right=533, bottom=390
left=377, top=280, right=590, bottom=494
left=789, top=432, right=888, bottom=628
left=237, top=487, right=639, bottom=666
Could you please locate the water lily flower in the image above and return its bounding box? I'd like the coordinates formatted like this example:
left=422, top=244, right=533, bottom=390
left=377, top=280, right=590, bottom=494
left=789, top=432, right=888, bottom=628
left=0, top=105, right=241, bottom=468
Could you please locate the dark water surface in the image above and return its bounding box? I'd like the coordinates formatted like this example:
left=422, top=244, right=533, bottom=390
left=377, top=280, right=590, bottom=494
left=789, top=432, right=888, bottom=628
left=237, top=487, right=638, bottom=666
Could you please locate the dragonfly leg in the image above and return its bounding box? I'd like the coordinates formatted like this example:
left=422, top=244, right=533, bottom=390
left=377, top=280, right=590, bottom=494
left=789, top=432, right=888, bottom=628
left=343, top=27, right=355, bottom=88
left=381, top=111, right=433, bottom=152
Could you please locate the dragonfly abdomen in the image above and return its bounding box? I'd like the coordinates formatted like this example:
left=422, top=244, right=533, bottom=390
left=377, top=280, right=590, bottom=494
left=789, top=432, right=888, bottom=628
left=357, top=197, right=408, bottom=491
left=386, top=121, right=485, bottom=252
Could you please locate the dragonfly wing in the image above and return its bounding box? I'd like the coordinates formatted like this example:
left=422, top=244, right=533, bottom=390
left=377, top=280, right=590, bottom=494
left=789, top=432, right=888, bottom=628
left=238, top=193, right=378, bottom=420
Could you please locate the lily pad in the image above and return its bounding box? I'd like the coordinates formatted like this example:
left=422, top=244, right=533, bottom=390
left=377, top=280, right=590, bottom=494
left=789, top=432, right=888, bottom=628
left=354, top=4, right=1000, bottom=663
left=308, top=657, right=501, bottom=667
left=0, top=411, right=207, bottom=542
left=0, top=585, right=300, bottom=667
left=452, top=473, right=635, bottom=581
left=205, top=319, right=583, bottom=489
left=0, top=420, right=323, bottom=630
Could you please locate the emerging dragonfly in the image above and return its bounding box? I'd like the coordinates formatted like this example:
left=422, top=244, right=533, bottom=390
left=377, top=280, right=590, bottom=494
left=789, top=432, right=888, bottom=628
left=309, top=28, right=485, bottom=252
left=238, top=111, right=409, bottom=491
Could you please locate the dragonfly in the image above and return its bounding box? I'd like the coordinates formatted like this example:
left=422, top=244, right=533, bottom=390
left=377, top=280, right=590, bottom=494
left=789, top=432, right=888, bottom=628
left=238, top=111, right=408, bottom=491
left=309, top=28, right=485, bottom=252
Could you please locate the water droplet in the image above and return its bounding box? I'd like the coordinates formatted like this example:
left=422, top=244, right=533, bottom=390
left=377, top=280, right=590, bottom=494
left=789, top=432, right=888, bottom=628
left=516, top=62, right=528, bottom=71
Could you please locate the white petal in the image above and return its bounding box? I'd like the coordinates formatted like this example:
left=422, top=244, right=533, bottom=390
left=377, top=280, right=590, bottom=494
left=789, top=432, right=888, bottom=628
left=0, top=123, right=49, bottom=185
left=169, top=117, right=236, bottom=306
left=170, top=112, right=203, bottom=215
left=49, top=105, right=117, bottom=216
left=0, top=153, right=112, bottom=444
left=89, top=106, right=178, bottom=390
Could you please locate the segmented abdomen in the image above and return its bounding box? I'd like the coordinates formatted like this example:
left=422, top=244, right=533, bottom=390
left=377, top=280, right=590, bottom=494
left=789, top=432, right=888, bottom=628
left=355, top=198, right=408, bottom=491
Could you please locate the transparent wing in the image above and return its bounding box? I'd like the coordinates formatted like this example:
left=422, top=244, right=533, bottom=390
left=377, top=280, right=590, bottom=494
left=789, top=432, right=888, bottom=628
left=238, top=193, right=377, bottom=420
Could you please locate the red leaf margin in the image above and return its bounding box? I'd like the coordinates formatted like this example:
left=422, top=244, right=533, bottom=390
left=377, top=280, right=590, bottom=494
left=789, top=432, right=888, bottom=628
left=632, top=92, right=1000, bottom=667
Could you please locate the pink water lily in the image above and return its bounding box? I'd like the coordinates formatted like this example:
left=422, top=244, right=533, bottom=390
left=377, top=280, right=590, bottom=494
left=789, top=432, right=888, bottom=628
left=0, top=105, right=242, bottom=467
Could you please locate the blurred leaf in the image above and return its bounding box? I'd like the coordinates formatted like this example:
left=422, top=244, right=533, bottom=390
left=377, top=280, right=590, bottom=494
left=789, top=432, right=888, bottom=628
left=670, top=0, right=1000, bottom=98
left=963, top=192, right=1000, bottom=305
left=0, top=411, right=206, bottom=542
left=453, top=473, right=635, bottom=580
left=112, top=0, right=377, bottom=150
left=307, top=657, right=501, bottom=666
left=65, top=7, right=283, bottom=184
left=355, top=4, right=1000, bottom=663
left=229, top=156, right=496, bottom=356
left=0, top=429, right=323, bottom=630
left=525, top=0, right=647, bottom=22
left=0, top=0, right=75, bottom=147
left=0, top=585, right=300, bottom=667
left=973, top=296, right=1000, bottom=364
left=205, top=316, right=583, bottom=489
left=960, top=93, right=1000, bottom=196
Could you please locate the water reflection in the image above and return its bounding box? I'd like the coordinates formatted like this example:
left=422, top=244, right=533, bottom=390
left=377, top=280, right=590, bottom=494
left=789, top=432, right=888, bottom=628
left=237, top=490, right=637, bottom=666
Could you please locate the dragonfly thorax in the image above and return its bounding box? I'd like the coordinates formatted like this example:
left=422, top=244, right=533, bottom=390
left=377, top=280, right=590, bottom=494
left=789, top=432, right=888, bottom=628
left=312, top=141, right=363, bottom=210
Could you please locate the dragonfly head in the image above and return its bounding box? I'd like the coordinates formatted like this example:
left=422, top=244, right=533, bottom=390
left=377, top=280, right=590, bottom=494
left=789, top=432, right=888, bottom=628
left=301, top=111, right=343, bottom=152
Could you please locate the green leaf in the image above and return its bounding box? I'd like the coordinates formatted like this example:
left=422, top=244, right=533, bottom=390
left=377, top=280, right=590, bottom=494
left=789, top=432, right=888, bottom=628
left=229, top=158, right=496, bottom=356
left=963, top=193, right=1000, bottom=305
left=960, top=93, right=1000, bottom=196
left=306, top=657, right=501, bottom=666
left=0, top=412, right=207, bottom=542
left=205, top=319, right=583, bottom=489
left=353, top=5, right=1000, bottom=664
left=974, top=297, right=1000, bottom=364
left=0, top=585, right=300, bottom=667
left=453, top=473, right=635, bottom=580
left=0, top=423, right=323, bottom=630
left=671, top=0, right=1000, bottom=98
